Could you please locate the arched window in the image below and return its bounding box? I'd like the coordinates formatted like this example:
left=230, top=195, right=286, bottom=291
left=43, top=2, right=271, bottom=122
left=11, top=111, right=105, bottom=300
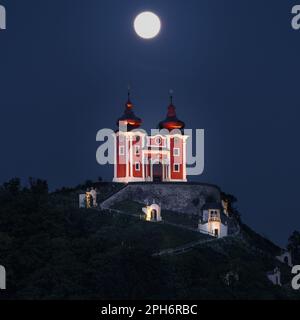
left=155, top=136, right=162, bottom=145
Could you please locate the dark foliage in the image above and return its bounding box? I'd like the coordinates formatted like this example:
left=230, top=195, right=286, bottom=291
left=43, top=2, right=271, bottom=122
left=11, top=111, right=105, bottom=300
left=287, top=231, right=300, bottom=265
left=0, top=178, right=299, bottom=300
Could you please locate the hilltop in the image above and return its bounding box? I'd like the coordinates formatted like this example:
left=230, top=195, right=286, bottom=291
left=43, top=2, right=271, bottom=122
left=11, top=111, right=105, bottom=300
left=0, top=178, right=299, bottom=300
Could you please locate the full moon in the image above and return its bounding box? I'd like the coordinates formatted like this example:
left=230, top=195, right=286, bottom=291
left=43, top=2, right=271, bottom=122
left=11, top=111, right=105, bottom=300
left=134, top=12, right=161, bottom=39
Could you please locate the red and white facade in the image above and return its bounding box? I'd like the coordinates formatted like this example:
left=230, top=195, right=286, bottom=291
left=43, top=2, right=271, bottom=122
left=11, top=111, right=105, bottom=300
left=113, top=93, right=188, bottom=183
left=113, top=131, right=188, bottom=183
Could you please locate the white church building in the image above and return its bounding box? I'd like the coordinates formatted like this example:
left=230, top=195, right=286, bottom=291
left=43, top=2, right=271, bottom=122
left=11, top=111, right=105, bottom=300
left=198, top=203, right=228, bottom=238
left=142, top=202, right=162, bottom=222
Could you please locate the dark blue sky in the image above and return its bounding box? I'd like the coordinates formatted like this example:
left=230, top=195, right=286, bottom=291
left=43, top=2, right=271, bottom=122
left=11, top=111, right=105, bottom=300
left=0, top=0, right=299, bottom=245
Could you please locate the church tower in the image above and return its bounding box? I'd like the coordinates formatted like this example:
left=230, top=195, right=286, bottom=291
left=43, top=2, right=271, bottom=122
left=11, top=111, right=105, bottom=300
left=157, top=92, right=188, bottom=181
left=114, top=91, right=145, bottom=183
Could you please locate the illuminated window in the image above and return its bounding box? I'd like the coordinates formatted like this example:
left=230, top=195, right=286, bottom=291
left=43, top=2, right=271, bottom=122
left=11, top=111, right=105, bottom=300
left=119, top=146, right=125, bottom=155
left=173, top=148, right=180, bottom=156
left=173, top=163, right=180, bottom=172
left=135, top=162, right=141, bottom=171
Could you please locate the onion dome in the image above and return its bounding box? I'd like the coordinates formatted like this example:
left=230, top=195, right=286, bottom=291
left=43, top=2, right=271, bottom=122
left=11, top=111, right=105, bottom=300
left=117, top=90, right=142, bottom=131
left=158, top=91, right=185, bottom=131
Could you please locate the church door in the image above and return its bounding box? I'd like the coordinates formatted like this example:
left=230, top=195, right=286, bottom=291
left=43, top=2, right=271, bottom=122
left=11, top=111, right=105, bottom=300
left=153, top=163, right=163, bottom=182
left=151, top=209, right=157, bottom=221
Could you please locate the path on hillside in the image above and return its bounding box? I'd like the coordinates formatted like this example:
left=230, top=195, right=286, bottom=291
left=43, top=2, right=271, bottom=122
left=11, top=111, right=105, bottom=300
left=152, top=237, right=217, bottom=256
left=98, top=208, right=283, bottom=262
left=106, top=208, right=212, bottom=234
left=103, top=208, right=241, bottom=257
left=153, top=223, right=241, bottom=257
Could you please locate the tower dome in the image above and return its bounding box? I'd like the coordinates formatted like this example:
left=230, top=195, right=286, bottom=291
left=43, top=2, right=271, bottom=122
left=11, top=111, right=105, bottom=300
left=117, top=90, right=142, bottom=131
left=158, top=92, right=185, bottom=131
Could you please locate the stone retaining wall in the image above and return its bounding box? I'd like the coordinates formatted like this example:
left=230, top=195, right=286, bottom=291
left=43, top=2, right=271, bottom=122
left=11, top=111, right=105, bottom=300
left=100, top=183, right=221, bottom=215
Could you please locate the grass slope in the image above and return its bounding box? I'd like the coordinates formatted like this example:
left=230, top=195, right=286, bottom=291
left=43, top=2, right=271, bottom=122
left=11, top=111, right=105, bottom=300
left=112, top=200, right=199, bottom=228
left=0, top=182, right=299, bottom=300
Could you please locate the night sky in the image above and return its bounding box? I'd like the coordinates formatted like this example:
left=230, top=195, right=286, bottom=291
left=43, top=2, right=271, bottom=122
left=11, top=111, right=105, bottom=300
left=0, top=0, right=299, bottom=246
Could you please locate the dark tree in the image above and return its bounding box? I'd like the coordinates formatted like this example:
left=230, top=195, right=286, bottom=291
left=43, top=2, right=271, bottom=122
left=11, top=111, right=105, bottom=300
left=29, top=177, right=48, bottom=194
left=287, top=231, right=300, bottom=265
left=221, top=192, right=240, bottom=219
left=3, top=178, right=21, bottom=195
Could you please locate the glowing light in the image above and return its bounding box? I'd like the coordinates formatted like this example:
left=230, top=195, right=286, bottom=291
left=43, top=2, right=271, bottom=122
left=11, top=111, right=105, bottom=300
left=134, top=12, right=161, bottom=39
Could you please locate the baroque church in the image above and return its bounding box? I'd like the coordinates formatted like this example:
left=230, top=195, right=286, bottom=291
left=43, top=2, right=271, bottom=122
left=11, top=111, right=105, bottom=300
left=96, top=90, right=231, bottom=238
left=113, top=91, right=189, bottom=183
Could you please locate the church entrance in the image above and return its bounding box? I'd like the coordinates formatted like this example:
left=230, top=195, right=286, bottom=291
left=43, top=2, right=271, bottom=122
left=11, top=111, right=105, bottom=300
left=151, top=209, right=158, bottom=221
left=214, top=229, right=219, bottom=237
left=152, top=163, right=163, bottom=182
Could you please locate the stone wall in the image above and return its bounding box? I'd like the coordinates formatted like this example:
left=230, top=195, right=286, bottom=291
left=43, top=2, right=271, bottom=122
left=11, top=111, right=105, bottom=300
left=100, top=183, right=221, bottom=215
